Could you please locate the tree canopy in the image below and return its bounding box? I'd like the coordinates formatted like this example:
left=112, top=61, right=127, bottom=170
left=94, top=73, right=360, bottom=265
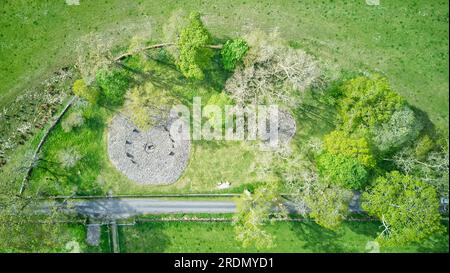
left=362, top=171, right=443, bottom=246
left=323, top=130, right=376, bottom=168
left=221, top=38, right=249, bottom=71
left=371, top=106, right=422, bottom=153
left=317, top=152, right=369, bottom=190
left=176, top=11, right=213, bottom=80
left=338, top=75, right=405, bottom=133
left=233, top=182, right=287, bottom=249
left=95, top=69, right=131, bottom=106
left=72, top=79, right=99, bottom=104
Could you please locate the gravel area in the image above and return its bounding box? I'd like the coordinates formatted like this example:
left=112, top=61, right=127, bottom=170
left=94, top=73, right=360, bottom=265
left=107, top=114, right=190, bottom=184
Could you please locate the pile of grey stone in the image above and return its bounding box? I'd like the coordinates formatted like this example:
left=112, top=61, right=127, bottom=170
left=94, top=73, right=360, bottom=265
left=107, top=114, right=190, bottom=184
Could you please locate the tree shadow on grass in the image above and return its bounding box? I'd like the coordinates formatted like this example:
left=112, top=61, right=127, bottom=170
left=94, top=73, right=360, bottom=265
left=343, top=220, right=380, bottom=238
left=415, top=222, right=449, bottom=253
left=119, top=222, right=170, bottom=253
left=289, top=221, right=345, bottom=253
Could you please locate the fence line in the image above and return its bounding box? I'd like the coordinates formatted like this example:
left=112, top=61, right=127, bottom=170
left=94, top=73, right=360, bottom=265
left=41, top=193, right=241, bottom=200
left=19, top=96, right=76, bottom=195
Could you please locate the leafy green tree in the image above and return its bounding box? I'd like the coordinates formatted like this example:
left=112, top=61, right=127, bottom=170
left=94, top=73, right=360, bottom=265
left=0, top=178, right=68, bottom=252
left=276, top=142, right=352, bottom=230
left=72, top=79, right=99, bottom=104
left=233, top=182, right=287, bottom=250
left=392, top=140, right=449, bottom=200
left=176, top=11, right=213, bottom=80
left=221, top=38, right=249, bottom=71
left=126, top=82, right=175, bottom=130
left=317, top=153, right=369, bottom=190
left=304, top=182, right=352, bottom=230
left=96, top=69, right=131, bottom=106
left=371, top=106, right=422, bottom=153
left=362, top=171, right=444, bottom=246
left=339, top=75, right=405, bottom=133
left=414, top=134, right=435, bottom=160
left=323, top=130, right=376, bottom=168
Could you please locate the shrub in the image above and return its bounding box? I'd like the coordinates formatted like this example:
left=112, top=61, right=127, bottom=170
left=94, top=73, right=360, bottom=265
left=371, top=106, right=422, bottom=153
left=221, top=38, right=249, bottom=71
left=58, top=147, right=82, bottom=169
left=205, top=92, right=234, bottom=126
left=317, top=153, right=369, bottom=190
left=72, top=79, right=99, bottom=104
left=323, top=130, right=376, bottom=168
left=96, top=69, right=131, bottom=106
left=61, top=111, right=84, bottom=133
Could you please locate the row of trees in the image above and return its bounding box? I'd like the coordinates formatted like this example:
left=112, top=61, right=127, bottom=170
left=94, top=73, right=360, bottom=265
left=234, top=74, right=447, bottom=250
left=305, top=76, right=445, bottom=246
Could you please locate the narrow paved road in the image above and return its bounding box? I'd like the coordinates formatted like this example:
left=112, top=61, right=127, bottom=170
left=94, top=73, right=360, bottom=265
left=54, top=199, right=237, bottom=219
left=47, top=194, right=362, bottom=219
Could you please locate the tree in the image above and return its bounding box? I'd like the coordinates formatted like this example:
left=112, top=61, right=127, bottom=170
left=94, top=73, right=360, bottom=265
left=278, top=152, right=352, bottom=229
left=304, top=182, right=352, bottom=230
left=221, top=38, right=249, bottom=71
left=361, top=171, right=444, bottom=246
left=371, top=106, right=422, bottom=153
left=338, top=75, right=405, bottom=133
left=225, top=31, right=320, bottom=106
left=96, top=69, right=131, bottom=106
left=392, top=139, right=449, bottom=200
left=72, top=79, right=99, bottom=104
left=316, top=153, right=369, bottom=190
left=233, top=182, right=287, bottom=249
left=176, top=11, right=213, bottom=80
left=0, top=178, right=68, bottom=252
left=125, top=82, right=176, bottom=130
left=323, top=130, right=376, bottom=168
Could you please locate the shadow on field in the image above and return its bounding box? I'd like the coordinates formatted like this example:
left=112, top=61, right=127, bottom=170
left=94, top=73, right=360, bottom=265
left=289, top=221, right=345, bottom=253
left=119, top=222, right=170, bottom=253
left=415, top=222, right=449, bottom=253
left=344, top=221, right=380, bottom=238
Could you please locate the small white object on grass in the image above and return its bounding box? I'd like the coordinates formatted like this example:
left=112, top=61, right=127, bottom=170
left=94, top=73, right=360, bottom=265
left=65, top=0, right=80, bottom=5
left=217, top=181, right=231, bottom=189
left=366, top=0, right=380, bottom=6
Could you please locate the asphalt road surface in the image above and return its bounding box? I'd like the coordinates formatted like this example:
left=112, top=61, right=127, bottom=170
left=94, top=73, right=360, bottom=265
left=44, top=193, right=362, bottom=219
left=55, top=199, right=237, bottom=219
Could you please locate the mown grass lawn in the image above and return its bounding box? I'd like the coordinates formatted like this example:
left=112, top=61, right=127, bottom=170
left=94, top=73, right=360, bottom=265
left=1, top=0, right=448, bottom=128
left=118, top=220, right=449, bottom=253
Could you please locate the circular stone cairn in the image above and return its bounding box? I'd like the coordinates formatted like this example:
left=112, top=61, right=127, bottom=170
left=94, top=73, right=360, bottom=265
left=108, top=114, right=190, bottom=185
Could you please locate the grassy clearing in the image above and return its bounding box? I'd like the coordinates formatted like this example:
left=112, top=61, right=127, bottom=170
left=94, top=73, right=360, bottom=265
left=1, top=0, right=448, bottom=127
left=118, top=220, right=449, bottom=253
left=27, top=56, right=273, bottom=196
left=0, top=223, right=110, bottom=253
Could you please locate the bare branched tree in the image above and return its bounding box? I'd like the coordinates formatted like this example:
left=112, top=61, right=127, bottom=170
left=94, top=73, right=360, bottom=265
left=225, top=31, right=321, bottom=107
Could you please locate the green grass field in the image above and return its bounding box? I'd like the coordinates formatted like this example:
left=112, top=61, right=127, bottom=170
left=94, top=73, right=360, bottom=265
left=0, top=0, right=448, bottom=254
left=118, top=220, right=449, bottom=253
left=1, top=0, right=448, bottom=128
left=26, top=58, right=275, bottom=196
